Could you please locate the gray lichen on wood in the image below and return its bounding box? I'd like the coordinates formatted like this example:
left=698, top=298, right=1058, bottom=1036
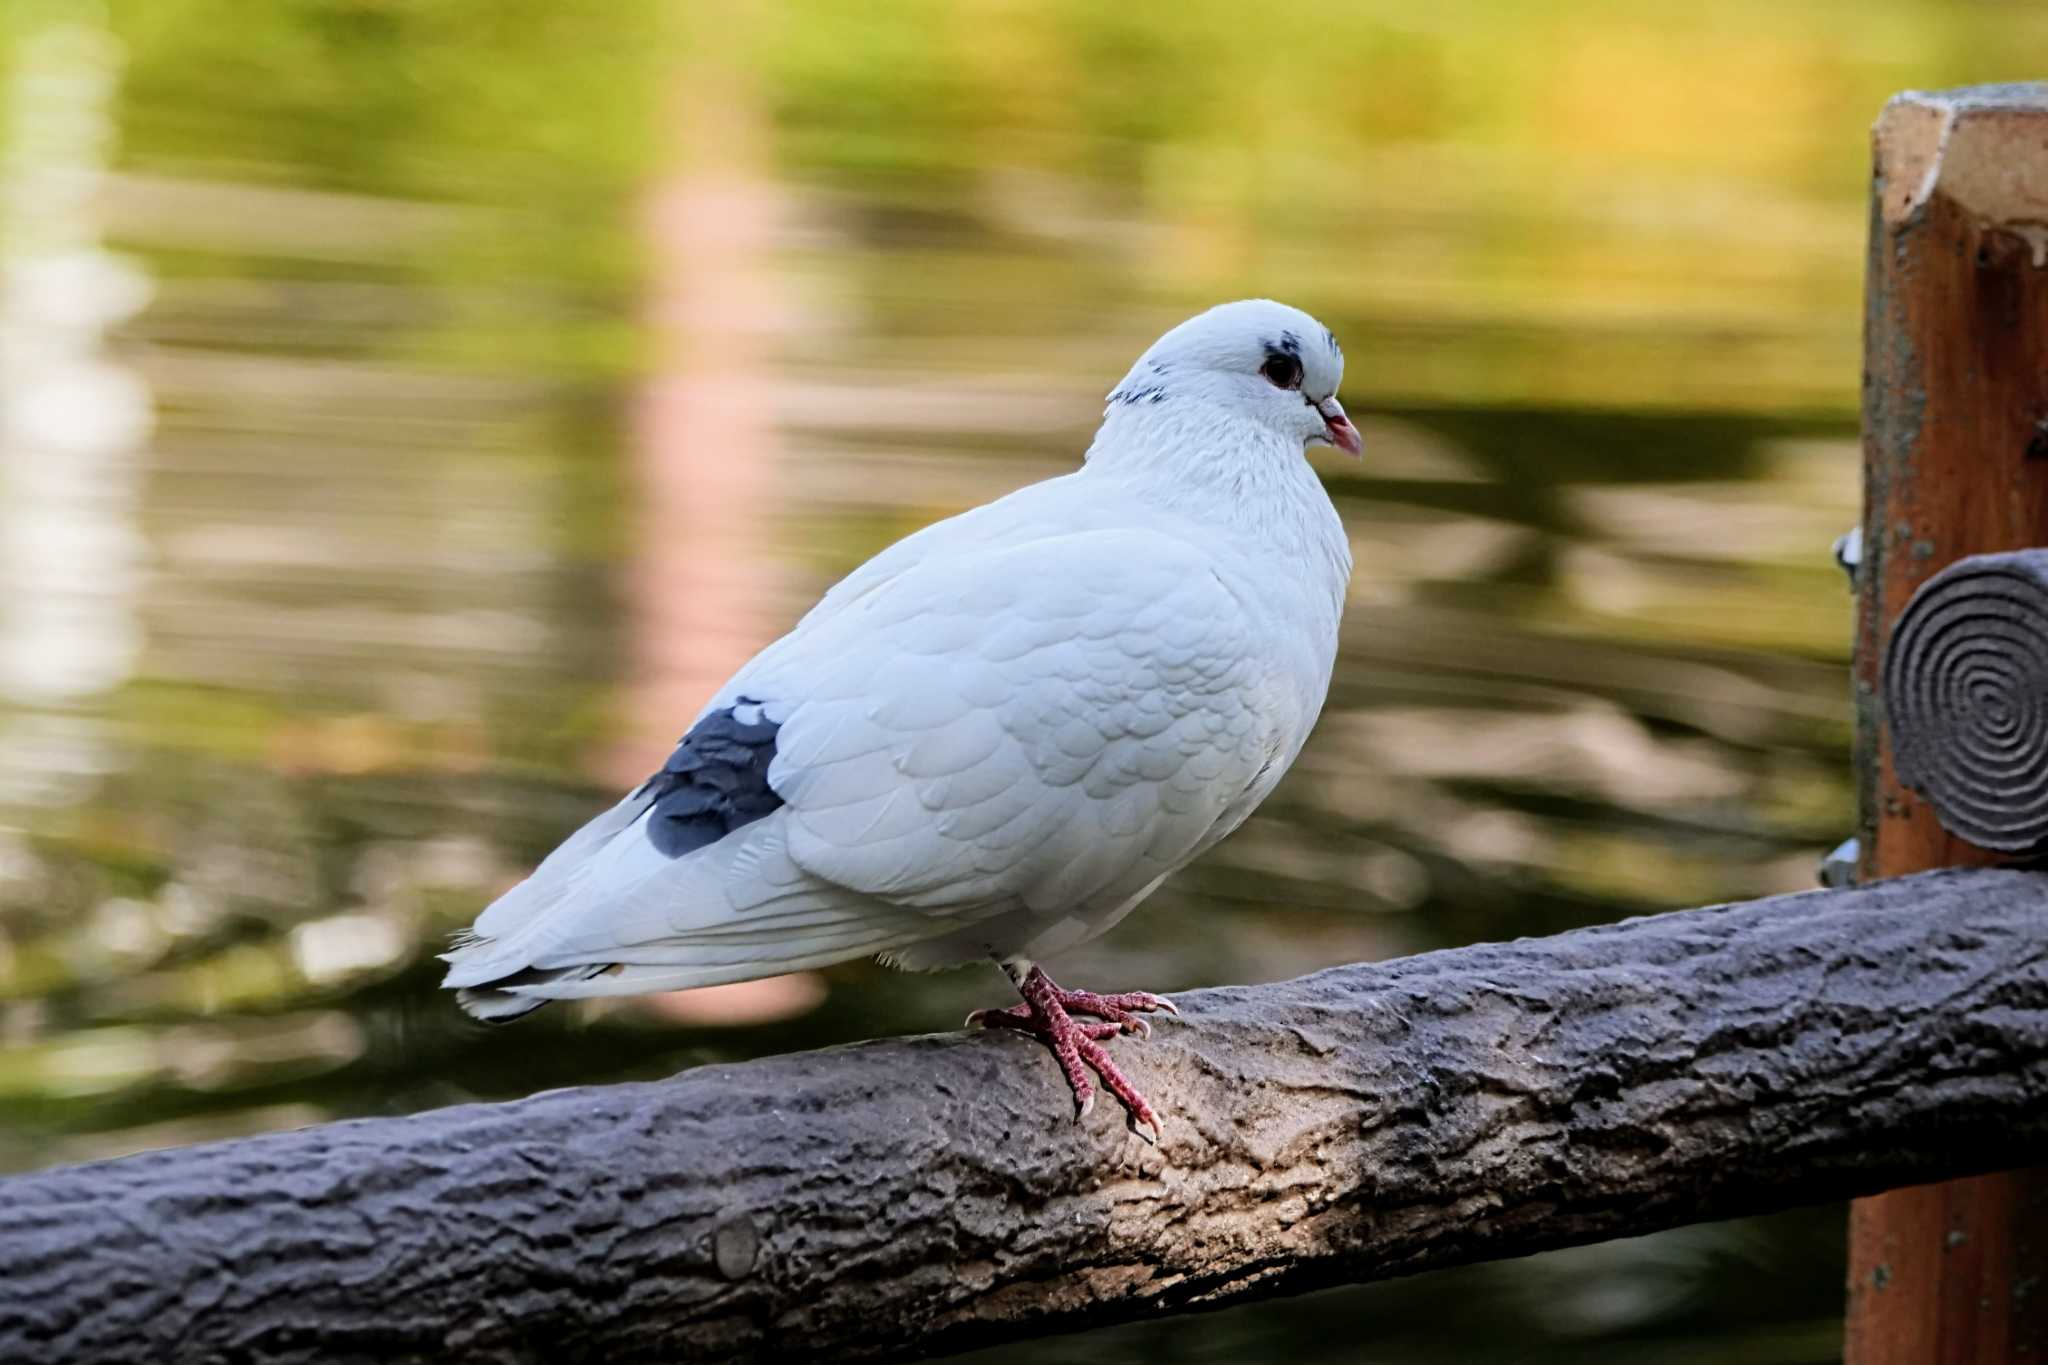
left=1, top=868, right=2045, bottom=1365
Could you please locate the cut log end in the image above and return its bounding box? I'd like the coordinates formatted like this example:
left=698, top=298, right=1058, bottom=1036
left=1884, top=549, right=2048, bottom=854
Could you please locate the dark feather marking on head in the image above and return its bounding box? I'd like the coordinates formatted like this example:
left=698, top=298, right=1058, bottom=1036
left=1276, top=330, right=1302, bottom=356
left=635, top=696, right=784, bottom=859
left=1110, top=384, right=1167, bottom=405
left=1323, top=327, right=1341, bottom=359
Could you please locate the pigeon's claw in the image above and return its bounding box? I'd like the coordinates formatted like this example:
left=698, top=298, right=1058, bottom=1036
left=1056, top=988, right=1178, bottom=1037
left=967, top=1003, right=1118, bottom=1041
left=969, top=967, right=1167, bottom=1139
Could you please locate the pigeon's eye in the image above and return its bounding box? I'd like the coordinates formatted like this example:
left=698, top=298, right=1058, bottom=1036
left=1259, top=353, right=1303, bottom=390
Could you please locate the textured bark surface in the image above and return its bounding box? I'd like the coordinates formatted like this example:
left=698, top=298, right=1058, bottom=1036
left=1848, top=82, right=2048, bottom=1365
left=2, top=869, right=2047, bottom=1365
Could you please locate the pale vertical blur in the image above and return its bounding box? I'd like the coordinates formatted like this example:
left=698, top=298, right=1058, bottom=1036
left=0, top=11, right=149, bottom=805
left=617, top=9, right=787, bottom=785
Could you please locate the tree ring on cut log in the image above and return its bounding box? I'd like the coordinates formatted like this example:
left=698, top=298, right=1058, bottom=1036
left=1884, top=548, right=2048, bottom=853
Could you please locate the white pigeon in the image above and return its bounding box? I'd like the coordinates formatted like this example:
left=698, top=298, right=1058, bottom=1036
left=442, top=299, right=1359, bottom=1136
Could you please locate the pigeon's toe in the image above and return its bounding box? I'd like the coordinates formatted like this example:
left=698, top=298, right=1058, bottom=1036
left=970, top=967, right=1166, bottom=1135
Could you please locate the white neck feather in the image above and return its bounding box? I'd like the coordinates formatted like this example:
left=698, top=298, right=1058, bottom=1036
left=1079, top=396, right=1354, bottom=617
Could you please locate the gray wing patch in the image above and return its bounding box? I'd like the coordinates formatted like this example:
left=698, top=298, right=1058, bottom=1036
left=637, top=697, right=784, bottom=859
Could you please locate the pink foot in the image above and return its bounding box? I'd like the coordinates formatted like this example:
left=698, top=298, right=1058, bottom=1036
left=967, top=966, right=1178, bottom=1140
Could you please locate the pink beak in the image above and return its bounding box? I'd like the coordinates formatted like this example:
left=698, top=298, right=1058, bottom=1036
left=1316, top=396, right=1363, bottom=458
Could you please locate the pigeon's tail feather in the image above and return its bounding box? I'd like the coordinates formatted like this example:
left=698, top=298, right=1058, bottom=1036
left=465, top=792, right=653, bottom=948
left=454, top=962, right=611, bottom=1023
left=437, top=802, right=752, bottom=996
left=455, top=989, right=547, bottom=1023
left=440, top=819, right=970, bottom=1016
left=468, top=927, right=933, bottom=1008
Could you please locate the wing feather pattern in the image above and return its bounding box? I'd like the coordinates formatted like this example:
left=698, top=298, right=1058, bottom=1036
left=442, top=508, right=1295, bottom=1017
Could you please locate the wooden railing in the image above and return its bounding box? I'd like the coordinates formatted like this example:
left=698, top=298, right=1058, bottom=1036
left=1, top=869, right=2046, bottom=1363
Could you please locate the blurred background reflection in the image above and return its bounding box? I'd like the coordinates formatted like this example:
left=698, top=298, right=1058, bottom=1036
left=4, top=2, right=2039, bottom=1360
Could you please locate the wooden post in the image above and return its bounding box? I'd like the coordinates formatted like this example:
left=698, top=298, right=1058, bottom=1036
left=1847, top=83, right=2048, bottom=1365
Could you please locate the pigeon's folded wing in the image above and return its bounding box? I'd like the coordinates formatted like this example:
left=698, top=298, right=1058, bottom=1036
left=445, top=526, right=1279, bottom=993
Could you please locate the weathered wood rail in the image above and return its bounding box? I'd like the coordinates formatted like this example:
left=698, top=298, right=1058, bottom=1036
left=2, top=867, right=2045, bottom=1365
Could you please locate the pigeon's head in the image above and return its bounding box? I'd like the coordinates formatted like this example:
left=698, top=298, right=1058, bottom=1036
left=1107, top=299, right=1361, bottom=459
